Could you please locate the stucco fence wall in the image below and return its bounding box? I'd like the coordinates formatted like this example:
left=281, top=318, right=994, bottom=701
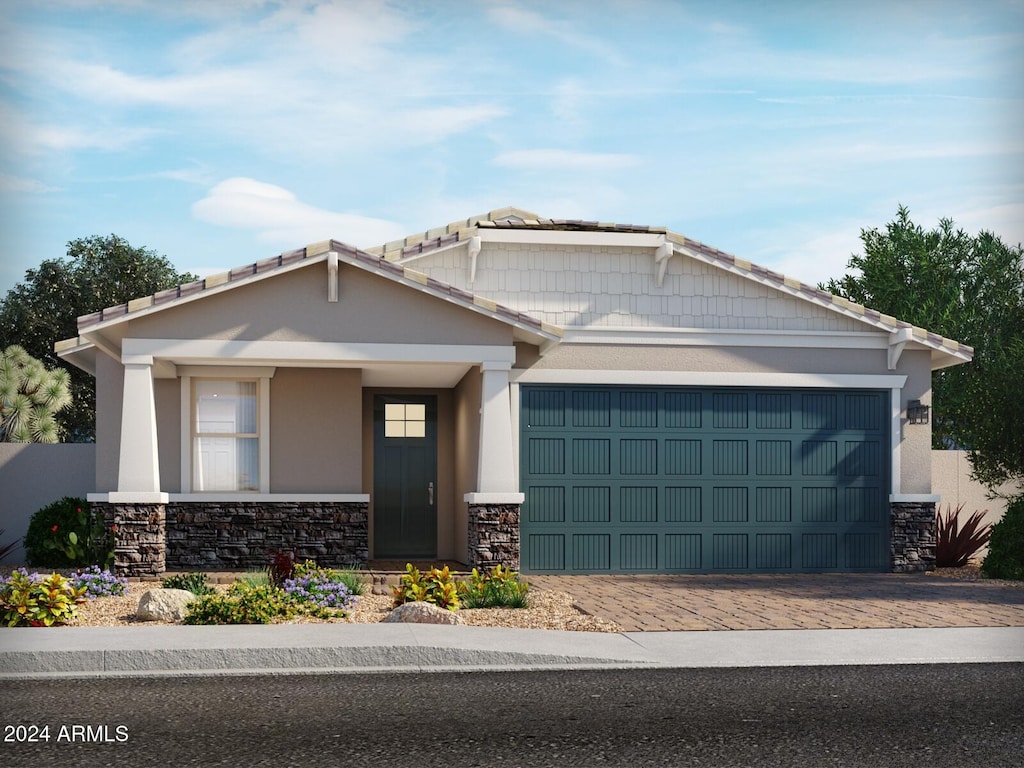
left=1, top=445, right=1017, bottom=568
left=0, top=443, right=97, bottom=566
left=932, top=450, right=1018, bottom=557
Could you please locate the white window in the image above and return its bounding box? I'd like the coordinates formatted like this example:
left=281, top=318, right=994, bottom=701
left=192, top=380, right=260, bottom=491
left=384, top=402, right=426, bottom=438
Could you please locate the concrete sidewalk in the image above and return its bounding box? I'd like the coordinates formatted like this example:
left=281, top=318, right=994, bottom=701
left=2, top=624, right=1023, bottom=680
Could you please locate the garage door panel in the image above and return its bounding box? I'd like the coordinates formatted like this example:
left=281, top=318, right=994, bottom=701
left=713, top=534, right=749, bottom=569
left=665, top=391, right=703, bottom=428
left=573, top=534, right=611, bottom=571
left=712, top=487, right=749, bottom=522
left=712, top=392, right=749, bottom=429
left=666, top=486, right=702, bottom=522
left=666, top=534, right=703, bottom=569
left=621, top=486, right=659, bottom=522
left=526, top=486, right=565, bottom=522
left=621, top=534, right=658, bottom=570
left=757, top=534, right=792, bottom=569
left=521, top=386, right=889, bottom=573
left=573, top=486, right=611, bottom=522
left=755, top=487, right=792, bottom=522
left=666, top=440, right=702, bottom=474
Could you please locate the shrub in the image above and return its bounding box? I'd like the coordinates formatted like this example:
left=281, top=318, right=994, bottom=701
left=460, top=564, right=530, bottom=609
left=267, top=550, right=295, bottom=588
left=392, top=564, right=460, bottom=611
left=161, top=572, right=215, bottom=596
left=23, top=497, right=113, bottom=569
left=934, top=503, right=992, bottom=568
left=184, top=582, right=298, bottom=625
left=981, top=495, right=1024, bottom=581
left=238, top=569, right=270, bottom=588
left=1, top=569, right=87, bottom=627
left=335, top=567, right=366, bottom=597
left=70, top=566, right=127, bottom=599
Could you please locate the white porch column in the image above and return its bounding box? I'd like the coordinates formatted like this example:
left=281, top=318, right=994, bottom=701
left=116, top=357, right=162, bottom=495
left=469, top=361, right=523, bottom=501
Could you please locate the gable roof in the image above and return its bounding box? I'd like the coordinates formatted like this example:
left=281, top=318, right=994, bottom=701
left=57, top=235, right=562, bottom=362
left=57, top=205, right=972, bottom=371
left=369, top=206, right=973, bottom=366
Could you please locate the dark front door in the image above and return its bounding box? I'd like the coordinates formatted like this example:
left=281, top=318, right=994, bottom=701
left=373, top=395, right=437, bottom=559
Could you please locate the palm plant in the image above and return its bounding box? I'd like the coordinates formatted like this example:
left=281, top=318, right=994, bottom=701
left=0, top=345, right=72, bottom=443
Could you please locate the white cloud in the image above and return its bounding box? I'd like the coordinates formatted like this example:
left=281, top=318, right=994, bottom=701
left=0, top=172, right=58, bottom=194
left=486, top=4, right=624, bottom=64
left=746, top=219, right=869, bottom=288
left=191, top=177, right=408, bottom=247
left=493, top=149, right=642, bottom=171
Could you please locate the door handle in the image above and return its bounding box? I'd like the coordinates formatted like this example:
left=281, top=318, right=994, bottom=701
left=428, top=482, right=434, bottom=506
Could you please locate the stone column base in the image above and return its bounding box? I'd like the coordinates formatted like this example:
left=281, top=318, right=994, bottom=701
left=92, top=502, right=166, bottom=577
left=467, top=504, right=521, bottom=571
left=891, top=501, right=937, bottom=572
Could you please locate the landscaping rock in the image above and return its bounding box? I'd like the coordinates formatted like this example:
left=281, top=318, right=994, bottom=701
left=136, top=588, right=196, bottom=622
left=383, top=601, right=464, bottom=625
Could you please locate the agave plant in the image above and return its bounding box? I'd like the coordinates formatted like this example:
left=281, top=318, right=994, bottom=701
left=935, top=503, right=992, bottom=568
left=0, top=345, right=72, bottom=443
left=0, top=529, right=20, bottom=563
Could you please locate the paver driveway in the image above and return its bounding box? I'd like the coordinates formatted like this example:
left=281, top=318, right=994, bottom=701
left=527, top=573, right=1024, bottom=631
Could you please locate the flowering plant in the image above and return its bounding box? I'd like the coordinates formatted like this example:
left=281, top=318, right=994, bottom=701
left=70, top=565, right=127, bottom=599
left=282, top=573, right=355, bottom=612
left=1, top=569, right=88, bottom=627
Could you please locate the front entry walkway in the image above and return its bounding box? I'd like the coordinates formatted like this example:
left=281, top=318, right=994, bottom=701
left=527, top=573, right=1024, bottom=631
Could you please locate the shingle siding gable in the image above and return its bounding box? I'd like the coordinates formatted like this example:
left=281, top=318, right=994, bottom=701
left=405, top=242, right=864, bottom=332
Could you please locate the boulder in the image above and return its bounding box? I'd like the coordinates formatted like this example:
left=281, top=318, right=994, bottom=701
left=383, top=601, right=464, bottom=625
left=136, top=588, right=196, bottom=622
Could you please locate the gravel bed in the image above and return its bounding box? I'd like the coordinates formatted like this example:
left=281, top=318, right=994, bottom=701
left=51, top=581, right=623, bottom=632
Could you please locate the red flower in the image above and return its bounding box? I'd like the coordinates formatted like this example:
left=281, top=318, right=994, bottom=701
left=111, top=524, right=119, bottom=533
left=51, top=525, right=59, bottom=532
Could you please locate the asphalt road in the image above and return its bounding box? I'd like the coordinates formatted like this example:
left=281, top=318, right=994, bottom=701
left=2, top=664, right=1022, bottom=767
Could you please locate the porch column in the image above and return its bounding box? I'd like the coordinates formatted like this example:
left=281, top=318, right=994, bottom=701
left=117, top=357, right=161, bottom=494
left=465, top=361, right=523, bottom=570
left=476, top=361, right=519, bottom=495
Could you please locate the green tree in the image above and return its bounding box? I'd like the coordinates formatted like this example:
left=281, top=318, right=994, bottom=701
left=823, top=206, right=1024, bottom=492
left=0, top=345, right=72, bottom=442
left=0, top=235, right=197, bottom=441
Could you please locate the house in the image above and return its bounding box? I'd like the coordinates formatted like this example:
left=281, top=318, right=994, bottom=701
left=55, top=207, right=972, bottom=577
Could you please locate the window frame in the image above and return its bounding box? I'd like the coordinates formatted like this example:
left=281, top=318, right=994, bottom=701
left=180, top=369, right=273, bottom=494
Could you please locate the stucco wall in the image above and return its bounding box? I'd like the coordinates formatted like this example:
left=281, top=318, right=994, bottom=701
left=95, top=352, right=123, bottom=492
left=155, top=377, right=181, bottom=493
left=125, top=262, right=512, bottom=346
left=454, top=366, right=482, bottom=562
left=0, top=443, right=96, bottom=565
left=933, top=450, right=1018, bottom=553
left=271, top=368, right=362, bottom=493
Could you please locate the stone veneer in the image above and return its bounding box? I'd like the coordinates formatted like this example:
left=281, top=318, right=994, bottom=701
left=890, top=501, right=937, bottom=572
left=165, top=502, right=369, bottom=571
left=95, top=501, right=368, bottom=575
left=467, top=504, right=521, bottom=570
left=93, top=502, right=167, bottom=577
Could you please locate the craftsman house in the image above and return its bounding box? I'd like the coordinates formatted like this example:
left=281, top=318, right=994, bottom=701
left=56, top=207, right=971, bottom=576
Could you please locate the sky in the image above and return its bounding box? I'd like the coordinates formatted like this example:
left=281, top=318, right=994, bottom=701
left=1, top=0, right=1022, bottom=298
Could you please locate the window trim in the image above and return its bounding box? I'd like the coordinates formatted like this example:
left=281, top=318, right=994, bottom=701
left=181, top=371, right=272, bottom=493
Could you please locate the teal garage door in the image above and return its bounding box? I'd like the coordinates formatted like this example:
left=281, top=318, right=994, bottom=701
left=520, top=386, right=890, bottom=573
